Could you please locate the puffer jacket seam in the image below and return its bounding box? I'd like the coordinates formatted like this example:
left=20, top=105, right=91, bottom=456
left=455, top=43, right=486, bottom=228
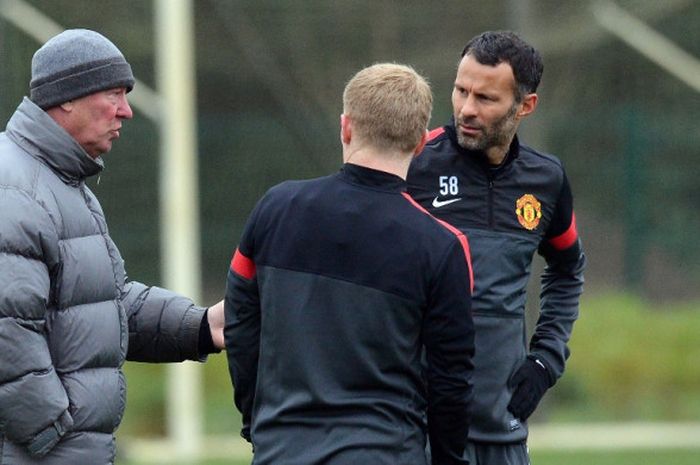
left=0, top=249, right=43, bottom=263
left=2, top=367, right=51, bottom=384
left=0, top=315, right=43, bottom=322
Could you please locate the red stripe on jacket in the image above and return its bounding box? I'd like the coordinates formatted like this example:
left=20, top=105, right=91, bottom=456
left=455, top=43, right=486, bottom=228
left=427, top=127, right=445, bottom=142
left=549, top=213, right=579, bottom=251
left=402, top=192, right=474, bottom=293
left=230, top=248, right=256, bottom=279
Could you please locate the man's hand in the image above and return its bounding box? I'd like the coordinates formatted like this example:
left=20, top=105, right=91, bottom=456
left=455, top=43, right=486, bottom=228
left=207, top=300, right=225, bottom=350
left=507, top=356, right=553, bottom=421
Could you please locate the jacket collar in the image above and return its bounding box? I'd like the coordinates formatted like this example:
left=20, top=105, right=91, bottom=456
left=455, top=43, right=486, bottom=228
left=339, top=163, right=407, bottom=193
left=445, top=117, right=520, bottom=170
left=5, top=97, right=104, bottom=183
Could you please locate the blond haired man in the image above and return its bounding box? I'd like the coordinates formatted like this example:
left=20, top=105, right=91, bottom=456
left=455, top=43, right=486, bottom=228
left=225, top=63, right=475, bottom=465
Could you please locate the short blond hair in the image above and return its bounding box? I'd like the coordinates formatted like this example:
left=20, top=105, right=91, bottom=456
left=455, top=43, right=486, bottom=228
left=343, top=63, right=432, bottom=153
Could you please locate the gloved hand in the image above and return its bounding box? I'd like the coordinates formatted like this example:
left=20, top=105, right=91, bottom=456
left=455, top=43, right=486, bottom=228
left=507, top=355, right=554, bottom=421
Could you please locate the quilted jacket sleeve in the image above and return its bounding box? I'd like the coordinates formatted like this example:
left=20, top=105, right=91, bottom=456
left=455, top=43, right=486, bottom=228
left=122, top=281, right=207, bottom=363
left=0, top=188, right=74, bottom=457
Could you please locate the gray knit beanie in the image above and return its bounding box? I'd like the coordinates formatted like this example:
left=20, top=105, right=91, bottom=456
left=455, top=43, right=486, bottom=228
left=30, top=29, right=135, bottom=110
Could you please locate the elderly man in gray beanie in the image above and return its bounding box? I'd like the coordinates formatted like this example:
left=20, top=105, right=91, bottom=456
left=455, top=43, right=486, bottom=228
left=0, top=29, right=224, bottom=464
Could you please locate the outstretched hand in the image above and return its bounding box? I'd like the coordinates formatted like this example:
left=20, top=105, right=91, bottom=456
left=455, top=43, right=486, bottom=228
left=207, top=300, right=225, bottom=350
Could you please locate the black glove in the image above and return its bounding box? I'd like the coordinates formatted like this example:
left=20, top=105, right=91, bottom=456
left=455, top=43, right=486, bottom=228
left=507, top=355, right=553, bottom=421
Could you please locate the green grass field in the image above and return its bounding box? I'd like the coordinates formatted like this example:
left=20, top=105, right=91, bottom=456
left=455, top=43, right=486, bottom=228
left=531, top=448, right=700, bottom=465
left=117, top=448, right=700, bottom=465
left=115, top=293, right=700, bottom=465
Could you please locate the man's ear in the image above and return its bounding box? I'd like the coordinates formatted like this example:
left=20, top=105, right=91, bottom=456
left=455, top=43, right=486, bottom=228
left=59, top=101, right=74, bottom=112
left=413, top=129, right=429, bottom=156
left=340, top=114, right=352, bottom=145
left=517, top=93, right=538, bottom=119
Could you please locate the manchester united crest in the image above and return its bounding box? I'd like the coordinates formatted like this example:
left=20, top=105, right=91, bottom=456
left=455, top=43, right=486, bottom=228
left=515, top=194, right=542, bottom=230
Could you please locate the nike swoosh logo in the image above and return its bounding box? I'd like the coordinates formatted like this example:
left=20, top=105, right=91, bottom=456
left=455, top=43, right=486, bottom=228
left=432, top=196, right=462, bottom=208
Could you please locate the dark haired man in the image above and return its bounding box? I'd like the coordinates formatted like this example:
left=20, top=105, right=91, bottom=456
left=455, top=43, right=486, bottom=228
left=408, top=30, right=586, bottom=465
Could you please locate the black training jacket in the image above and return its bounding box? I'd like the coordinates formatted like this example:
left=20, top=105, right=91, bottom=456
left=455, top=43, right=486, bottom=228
left=225, top=163, right=474, bottom=465
left=407, top=122, right=585, bottom=443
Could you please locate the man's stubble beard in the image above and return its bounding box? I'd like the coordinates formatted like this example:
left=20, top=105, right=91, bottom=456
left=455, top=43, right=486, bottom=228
left=456, top=102, right=519, bottom=152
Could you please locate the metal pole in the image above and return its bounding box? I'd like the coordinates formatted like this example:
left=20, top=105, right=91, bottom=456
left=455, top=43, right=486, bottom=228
left=0, top=0, right=162, bottom=122
left=592, top=0, right=700, bottom=94
left=155, top=0, right=202, bottom=460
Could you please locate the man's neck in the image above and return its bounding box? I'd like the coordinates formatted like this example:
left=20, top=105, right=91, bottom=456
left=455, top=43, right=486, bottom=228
left=485, top=145, right=509, bottom=166
left=484, top=132, right=519, bottom=166
left=343, top=147, right=412, bottom=180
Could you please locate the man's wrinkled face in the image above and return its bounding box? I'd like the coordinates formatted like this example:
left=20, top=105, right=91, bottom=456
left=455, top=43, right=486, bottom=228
left=65, top=88, right=133, bottom=158
left=451, top=55, right=521, bottom=156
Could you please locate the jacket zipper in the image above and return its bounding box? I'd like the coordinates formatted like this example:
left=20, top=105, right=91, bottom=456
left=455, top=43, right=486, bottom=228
left=488, top=178, right=495, bottom=229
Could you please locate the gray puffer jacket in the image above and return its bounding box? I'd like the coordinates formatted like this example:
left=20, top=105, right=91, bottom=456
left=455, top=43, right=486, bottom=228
left=0, top=98, right=207, bottom=464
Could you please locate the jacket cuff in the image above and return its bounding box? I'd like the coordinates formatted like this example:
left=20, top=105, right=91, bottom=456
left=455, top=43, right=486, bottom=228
left=528, top=353, right=557, bottom=387
left=182, top=305, right=208, bottom=361
left=26, top=410, right=73, bottom=457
